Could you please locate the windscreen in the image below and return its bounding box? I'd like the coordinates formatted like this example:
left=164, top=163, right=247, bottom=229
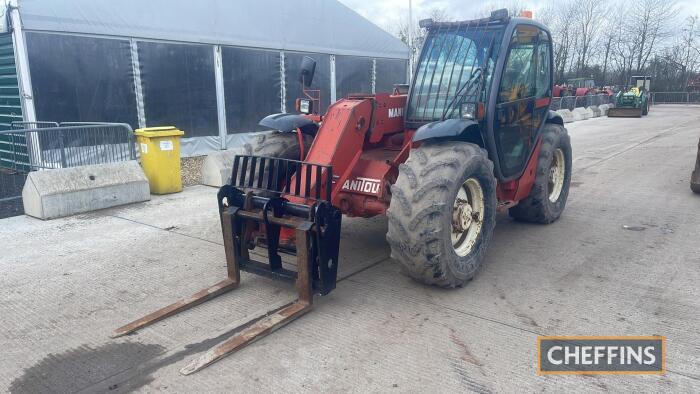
left=406, top=23, right=504, bottom=124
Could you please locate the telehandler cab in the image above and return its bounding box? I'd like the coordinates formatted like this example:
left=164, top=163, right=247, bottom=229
left=114, top=9, right=572, bottom=374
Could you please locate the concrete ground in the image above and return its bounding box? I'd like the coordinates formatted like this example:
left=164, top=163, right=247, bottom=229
left=1, top=105, right=699, bottom=393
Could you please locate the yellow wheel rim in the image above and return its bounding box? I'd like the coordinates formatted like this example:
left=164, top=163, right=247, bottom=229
left=452, top=178, right=485, bottom=257
left=548, top=149, right=565, bottom=203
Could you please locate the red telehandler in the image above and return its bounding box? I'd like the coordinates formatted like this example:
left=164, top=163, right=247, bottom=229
left=114, top=9, right=572, bottom=374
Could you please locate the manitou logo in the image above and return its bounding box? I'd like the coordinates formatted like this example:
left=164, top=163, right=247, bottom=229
left=388, top=107, right=403, bottom=118
left=342, top=177, right=381, bottom=194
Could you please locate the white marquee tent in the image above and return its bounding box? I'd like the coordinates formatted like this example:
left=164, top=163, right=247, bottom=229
left=4, top=0, right=408, bottom=155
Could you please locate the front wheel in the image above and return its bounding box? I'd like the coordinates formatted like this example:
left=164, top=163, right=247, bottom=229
left=509, top=123, right=572, bottom=223
left=243, top=131, right=313, bottom=196
left=387, top=142, right=497, bottom=287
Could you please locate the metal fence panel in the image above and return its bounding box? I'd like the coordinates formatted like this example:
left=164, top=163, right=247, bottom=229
left=561, top=96, right=576, bottom=110
left=0, top=132, right=30, bottom=172
left=0, top=122, right=135, bottom=171
left=0, top=122, right=136, bottom=218
left=651, top=92, right=700, bottom=104
left=550, top=97, right=561, bottom=111
left=550, top=94, right=609, bottom=112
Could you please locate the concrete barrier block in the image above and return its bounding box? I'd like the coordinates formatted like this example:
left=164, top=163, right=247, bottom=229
left=572, top=107, right=588, bottom=121
left=588, top=105, right=601, bottom=117
left=598, top=104, right=609, bottom=116
left=200, top=146, right=248, bottom=187
left=22, top=161, right=150, bottom=220
left=555, top=109, right=574, bottom=123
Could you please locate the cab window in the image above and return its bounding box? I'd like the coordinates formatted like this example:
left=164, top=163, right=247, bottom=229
left=535, top=31, right=551, bottom=98
left=498, top=26, right=537, bottom=103
left=494, top=25, right=545, bottom=177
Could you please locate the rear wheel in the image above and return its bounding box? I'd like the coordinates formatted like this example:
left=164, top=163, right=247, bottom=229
left=509, top=123, right=572, bottom=223
left=387, top=142, right=497, bottom=287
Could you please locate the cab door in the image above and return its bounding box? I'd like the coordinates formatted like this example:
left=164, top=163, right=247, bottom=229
left=494, top=25, right=551, bottom=178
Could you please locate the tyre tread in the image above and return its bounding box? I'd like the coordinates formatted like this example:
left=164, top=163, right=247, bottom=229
left=387, top=141, right=497, bottom=287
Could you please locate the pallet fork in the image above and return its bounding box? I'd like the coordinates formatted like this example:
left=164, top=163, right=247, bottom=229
left=113, top=156, right=341, bottom=374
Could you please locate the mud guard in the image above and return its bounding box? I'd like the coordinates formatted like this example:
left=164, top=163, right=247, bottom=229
left=259, top=113, right=319, bottom=134
left=546, top=110, right=564, bottom=125
left=412, top=118, right=479, bottom=142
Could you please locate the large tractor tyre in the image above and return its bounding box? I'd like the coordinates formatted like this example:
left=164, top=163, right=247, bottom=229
left=243, top=131, right=313, bottom=196
left=508, top=123, right=572, bottom=223
left=387, top=142, right=497, bottom=288
left=642, top=102, right=649, bottom=116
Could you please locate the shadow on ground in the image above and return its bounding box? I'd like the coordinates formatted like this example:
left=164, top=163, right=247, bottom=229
left=9, top=342, right=165, bottom=394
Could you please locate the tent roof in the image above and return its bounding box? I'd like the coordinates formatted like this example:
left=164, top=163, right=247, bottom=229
left=17, top=0, right=408, bottom=59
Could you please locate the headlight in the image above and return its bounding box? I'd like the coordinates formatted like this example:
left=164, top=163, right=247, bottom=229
left=460, top=102, right=476, bottom=119
left=299, top=99, right=311, bottom=114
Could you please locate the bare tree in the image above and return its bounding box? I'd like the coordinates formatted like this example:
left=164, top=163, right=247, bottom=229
left=596, top=3, right=624, bottom=85
left=385, top=0, right=696, bottom=91
left=572, top=0, right=605, bottom=75
left=631, top=0, right=679, bottom=72
left=396, top=8, right=452, bottom=65
left=612, top=15, right=639, bottom=85
left=678, top=16, right=700, bottom=88
left=538, top=0, right=576, bottom=82
left=475, top=0, right=528, bottom=18
left=660, top=16, right=700, bottom=89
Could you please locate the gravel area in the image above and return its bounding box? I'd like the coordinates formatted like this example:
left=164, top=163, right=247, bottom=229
left=181, top=156, right=205, bottom=186
left=0, top=170, right=27, bottom=219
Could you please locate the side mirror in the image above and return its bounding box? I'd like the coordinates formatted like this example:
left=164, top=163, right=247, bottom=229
left=298, top=56, right=316, bottom=87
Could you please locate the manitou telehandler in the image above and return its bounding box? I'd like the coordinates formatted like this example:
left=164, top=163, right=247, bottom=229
left=114, top=9, right=572, bottom=374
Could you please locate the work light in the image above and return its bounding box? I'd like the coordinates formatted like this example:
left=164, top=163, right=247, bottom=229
left=298, top=98, right=311, bottom=114
left=460, top=102, right=476, bottom=119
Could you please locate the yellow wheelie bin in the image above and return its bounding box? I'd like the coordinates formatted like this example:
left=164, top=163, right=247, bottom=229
left=134, top=126, right=185, bottom=194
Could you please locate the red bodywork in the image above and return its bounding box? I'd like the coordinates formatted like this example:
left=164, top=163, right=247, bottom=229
left=553, top=85, right=574, bottom=97
left=288, top=92, right=540, bottom=217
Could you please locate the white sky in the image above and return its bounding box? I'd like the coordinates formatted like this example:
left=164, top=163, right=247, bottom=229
left=338, top=0, right=700, bottom=37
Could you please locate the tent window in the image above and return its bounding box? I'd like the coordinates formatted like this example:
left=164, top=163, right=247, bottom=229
left=25, top=33, right=137, bottom=126
left=335, top=56, right=373, bottom=99
left=138, top=41, right=218, bottom=137
left=375, top=59, right=408, bottom=94
left=222, top=47, right=281, bottom=133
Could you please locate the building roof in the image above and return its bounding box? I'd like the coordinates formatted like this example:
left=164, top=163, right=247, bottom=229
left=18, top=0, right=408, bottom=59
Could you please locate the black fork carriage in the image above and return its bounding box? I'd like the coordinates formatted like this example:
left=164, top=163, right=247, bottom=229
left=112, top=155, right=342, bottom=375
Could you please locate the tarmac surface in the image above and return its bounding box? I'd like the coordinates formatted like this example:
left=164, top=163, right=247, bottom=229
left=1, top=105, right=699, bottom=393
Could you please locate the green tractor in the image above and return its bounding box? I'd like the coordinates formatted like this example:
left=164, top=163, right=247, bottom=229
left=608, top=76, right=651, bottom=117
